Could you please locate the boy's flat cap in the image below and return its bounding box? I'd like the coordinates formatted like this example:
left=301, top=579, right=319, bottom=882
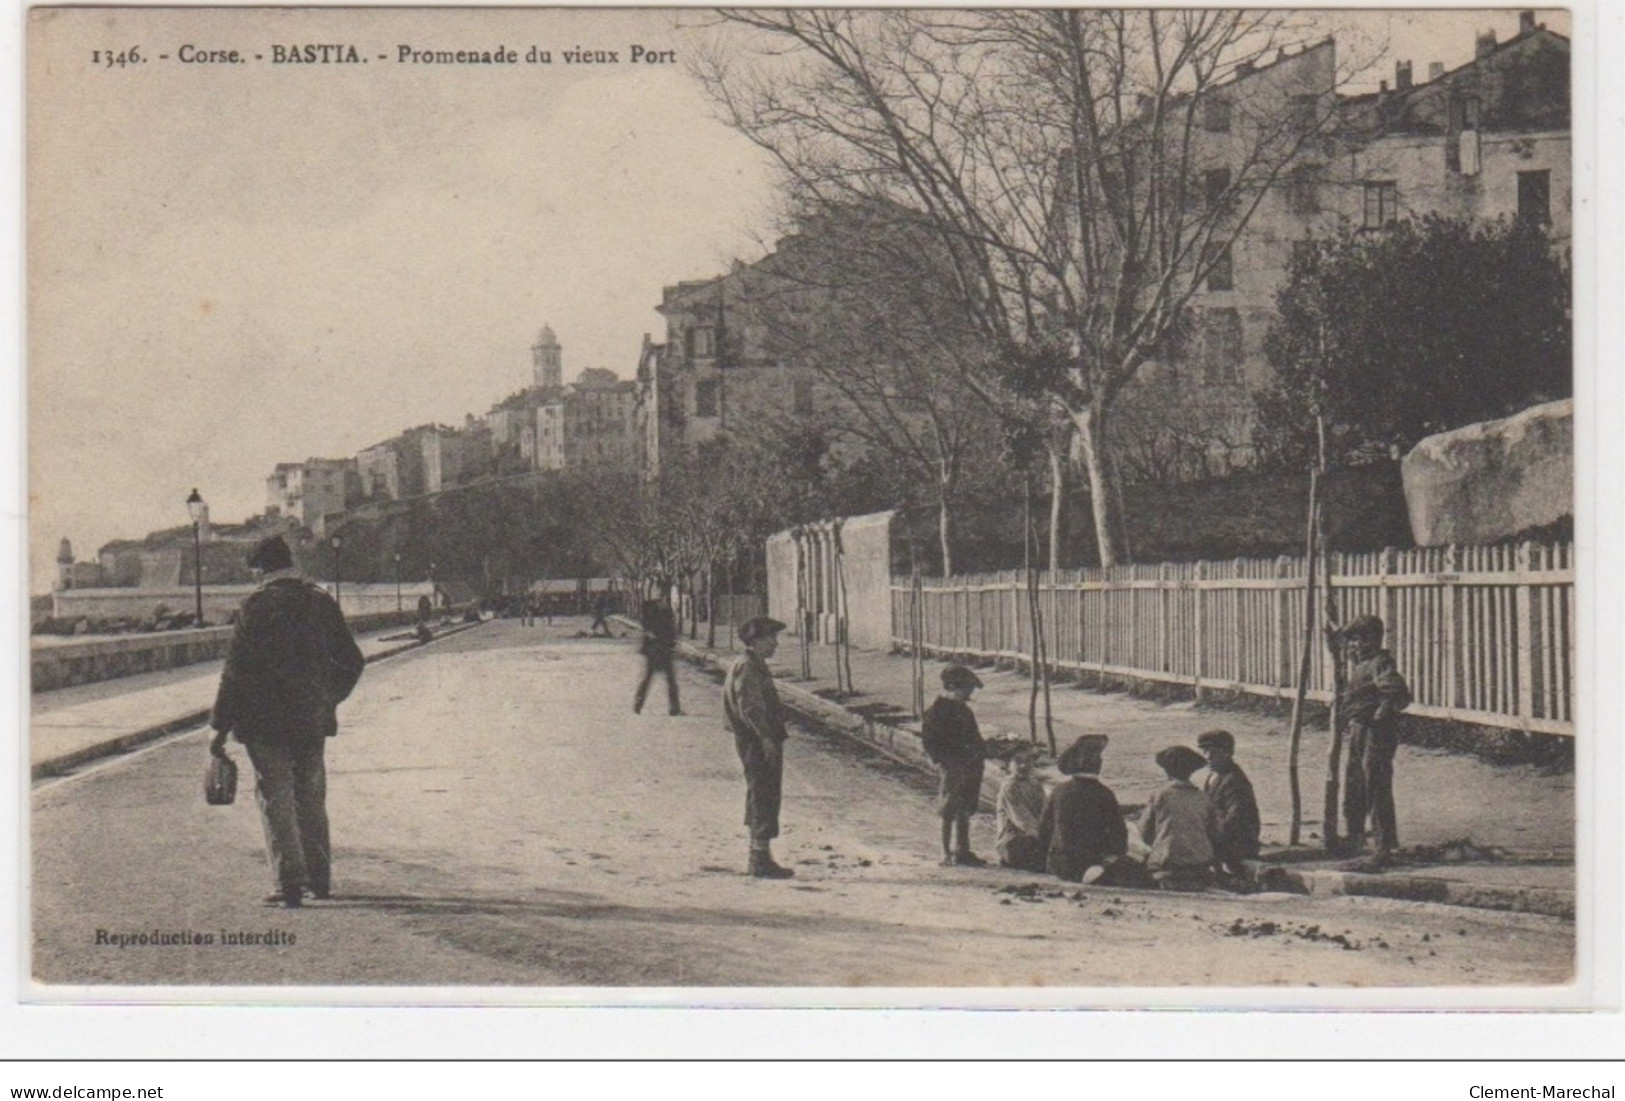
left=1155, top=745, right=1206, bottom=779
left=1056, top=734, right=1108, bottom=775
left=738, top=616, right=787, bottom=643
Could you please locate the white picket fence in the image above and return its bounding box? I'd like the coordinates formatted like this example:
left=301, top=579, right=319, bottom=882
left=891, top=542, right=1575, bottom=736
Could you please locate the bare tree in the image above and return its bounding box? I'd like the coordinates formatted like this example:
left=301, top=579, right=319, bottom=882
left=747, top=204, right=1007, bottom=576
left=696, top=9, right=1336, bottom=565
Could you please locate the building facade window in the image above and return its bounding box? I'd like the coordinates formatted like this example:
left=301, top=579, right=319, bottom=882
left=1286, top=165, right=1322, bottom=215
left=793, top=378, right=815, bottom=415
left=1203, top=167, right=1231, bottom=210
left=1517, top=169, right=1552, bottom=225
left=1203, top=96, right=1231, bottom=133
left=1200, top=307, right=1244, bottom=385
left=1204, top=243, right=1234, bottom=291
left=694, top=378, right=719, bottom=418
left=1291, top=93, right=1320, bottom=135
left=1362, top=181, right=1398, bottom=229
left=692, top=327, right=716, bottom=358
left=1446, top=96, right=1482, bottom=172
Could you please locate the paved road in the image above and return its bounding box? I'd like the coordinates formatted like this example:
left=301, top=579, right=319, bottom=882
left=31, top=621, right=1573, bottom=990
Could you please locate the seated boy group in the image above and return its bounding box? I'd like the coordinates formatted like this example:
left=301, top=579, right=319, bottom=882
left=922, top=664, right=1261, bottom=890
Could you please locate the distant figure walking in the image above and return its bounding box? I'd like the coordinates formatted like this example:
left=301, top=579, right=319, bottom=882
left=1336, top=614, right=1413, bottom=859
left=723, top=616, right=794, bottom=878
left=633, top=595, right=681, bottom=716
left=590, top=593, right=612, bottom=636
left=208, top=535, right=365, bottom=908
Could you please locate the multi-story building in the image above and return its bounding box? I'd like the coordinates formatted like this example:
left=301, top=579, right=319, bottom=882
left=357, top=427, right=432, bottom=501
left=265, top=458, right=359, bottom=533
left=1339, top=16, right=1569, bottom=243
left=420, top=424, right=489, bottom=494
left=1117, top=15, right=1567, bottom=478
left=562, top=367, right=638, bottom=472
left=638, top=261, right=829, bottom=481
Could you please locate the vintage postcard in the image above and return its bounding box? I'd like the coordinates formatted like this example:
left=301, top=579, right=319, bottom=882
left=22, top=4, right=1600, bottom=1014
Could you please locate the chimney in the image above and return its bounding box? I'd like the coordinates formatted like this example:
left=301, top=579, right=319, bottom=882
left=1378, top=79, right=1388, bottom=95
left=1236, top=59, right=1255, bottom=78
left=1396, top=61, right=1413, bottom=90
left=1428, top=61, right=1445, bottom=82
left=1475, top=30, right=1497, bottom=59
left=1519, top=10, right=1537, bottom=34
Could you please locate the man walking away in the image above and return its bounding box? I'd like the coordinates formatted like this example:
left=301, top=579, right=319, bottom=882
left=634, top=594, right=681, bottom=716
left=723, top=616, right=793, bottom=878
left=1336, top=614, right=1412, bottom=862
left=209, top=535, right=365, bottom=908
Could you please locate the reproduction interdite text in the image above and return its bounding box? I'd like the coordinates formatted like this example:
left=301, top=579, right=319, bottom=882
left=94, top=927, right=296, bottom=947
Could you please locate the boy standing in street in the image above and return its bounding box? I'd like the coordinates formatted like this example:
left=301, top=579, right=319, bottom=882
left=723, top=616, right=794, bottom=878
left=1197, top=729, right=1261, bottom=881
left=922, top=664, right=987, bottom=867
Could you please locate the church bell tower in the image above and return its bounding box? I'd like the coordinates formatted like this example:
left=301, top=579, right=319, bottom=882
left=531, top=324, right=563, bottom=390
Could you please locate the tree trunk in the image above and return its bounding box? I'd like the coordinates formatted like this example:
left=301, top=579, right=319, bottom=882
left=1072, top=401, right=1124, bottom=568
left=1286, top=470, right=1320, bottom=847
left=1047, top=443, right=1065, bottom=573
left=705, top=560, right=717, bottom=650
left=937, top=495, right=954, bottom=578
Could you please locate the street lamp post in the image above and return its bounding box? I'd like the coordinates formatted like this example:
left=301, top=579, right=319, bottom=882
left=185, top=488, right=205, bottom=627
left=394, top=552, right=402, bottom=612
left=331, top=534, right=343, bottom=613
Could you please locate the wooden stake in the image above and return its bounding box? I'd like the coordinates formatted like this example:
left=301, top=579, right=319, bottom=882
left=1320, top=504, right=1346, bottom=853
left=1286, top=469, right=1319, bottom=847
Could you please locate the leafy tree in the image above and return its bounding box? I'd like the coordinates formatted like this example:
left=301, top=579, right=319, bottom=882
left=1254, top=215, right=1571, bottom=471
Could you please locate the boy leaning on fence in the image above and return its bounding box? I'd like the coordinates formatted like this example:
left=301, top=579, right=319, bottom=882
left=1335, top=614, right=1412, bottom=862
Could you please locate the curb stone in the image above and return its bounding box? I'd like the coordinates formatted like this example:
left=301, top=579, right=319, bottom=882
left=1279, top=866, right=1574, bottom=920
left=30, top=620, right=489, bottom=781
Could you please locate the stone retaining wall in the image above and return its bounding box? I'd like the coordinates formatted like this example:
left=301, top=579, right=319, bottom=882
left=31, top=610, right=423, bottom=691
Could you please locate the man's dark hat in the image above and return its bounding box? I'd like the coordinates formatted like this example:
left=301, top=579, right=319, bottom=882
left=1057, top=734, right=1108, bottom=775
left=738, top=616, right=787, bottom=644
left=940, top=664, right=983, bottom=691
left=1340, top=614, right=1385, bottom=640
left=1155, top=745, right=1206, bottom=779
left=246, top=534, right=293, bottom=572
left=1196, top=729, right=1236, bottom=752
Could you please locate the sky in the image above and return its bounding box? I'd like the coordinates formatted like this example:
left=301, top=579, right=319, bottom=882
left=25, top=6, right=1573, bottom=593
